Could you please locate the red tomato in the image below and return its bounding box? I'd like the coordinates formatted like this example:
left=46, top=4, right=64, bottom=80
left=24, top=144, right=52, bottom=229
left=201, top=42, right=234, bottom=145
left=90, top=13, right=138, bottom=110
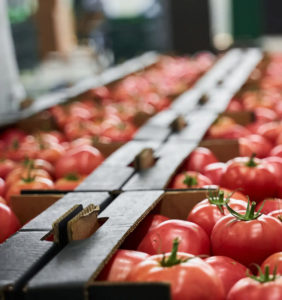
left=187, top=191, right=247, bottom=235
left=0, top=203, right=21, bottom=243
left=28, top=159, right=54, bottom=176
left=0, top=178, right=5, bottom=197
left=254, top=107, right=278, bottom=123
left=36, top=142, right=65, bottom=163
left=239, top=134, right=272, bottom=158
left=185, top=147, right=218, bottom=173
left=130, top=240, right=224, bottom=300
left=227, top=270, right=282, bottom=300
left=54, top=146, right=104, bottom=178
left=171, top=171, right=212, bottom=189
left=0, top=159, right=17, bottom=179
left=205, top=256, right=249, bottom=296
left=98, top=250, right=149, bottom=281
left=5, top=177, right=54, bottom=204
left=221, top=155, right=277, bottom=202
left=0, top=128, right=26, bottom=145
left=137, top=219, right=210, bottom=256
left=226, top=99, right=243, bottom=112
left=203, top=162, right=226, bottom=185
left=54, top=174, right=85, bottom=191
left=257, top=121, right=282, bottom=144
left=0, top=196, right=7, bottom=205
left=261, top=252, right=282, bottom=275
left=256, top=198, right=282, bottom=214
left=101, top=122, right=137, bottom=142
left=219, top=188, right=248, bottom=202
left=211, top=202, right=282, bottom=267
left=124, top=214, right=170, bottom=250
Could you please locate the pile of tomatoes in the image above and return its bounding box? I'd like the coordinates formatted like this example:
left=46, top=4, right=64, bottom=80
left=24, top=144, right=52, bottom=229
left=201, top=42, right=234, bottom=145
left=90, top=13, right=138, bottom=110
left=0, top=54, right=214, bottom=244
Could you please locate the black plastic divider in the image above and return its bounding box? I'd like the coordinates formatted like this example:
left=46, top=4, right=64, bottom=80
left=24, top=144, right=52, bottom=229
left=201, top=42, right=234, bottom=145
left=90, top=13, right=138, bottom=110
left=21, top=192, right=112, bottom=231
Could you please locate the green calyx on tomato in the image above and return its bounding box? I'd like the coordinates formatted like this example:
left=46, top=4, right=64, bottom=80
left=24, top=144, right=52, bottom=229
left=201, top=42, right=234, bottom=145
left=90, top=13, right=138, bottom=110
left=183, top=175, right=198, bottom=187
left=65, top=173, right=79, bottom=181
left=12, top=139, right=19, bottom=150
left=22, top=158, right=34, bottom=169
left=226, top=199, right=264, bottom=221
left=245, top=153, right=257, bottom=168
left=21, top=164, right=36, bottom=183
left=249, top=265, right=278, bottom=284
left=159, top=238, right=190, bottom=268
left=208, top=190, right=229, bottom=214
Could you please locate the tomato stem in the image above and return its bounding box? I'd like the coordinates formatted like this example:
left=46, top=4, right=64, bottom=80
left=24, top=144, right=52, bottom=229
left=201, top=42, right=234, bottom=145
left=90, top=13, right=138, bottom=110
left=245, top=153, right=257, bottom=167
left=225, top=199, right=262, bottom=221
left=208, top=190, right=227, bottom=214
left=183, top=175, right=198, bottom=187
left=159, top=238, right=190, bottom=268
left=249, top=265, right=277, bottom=283
left=65, top=173, right=79, bottom=181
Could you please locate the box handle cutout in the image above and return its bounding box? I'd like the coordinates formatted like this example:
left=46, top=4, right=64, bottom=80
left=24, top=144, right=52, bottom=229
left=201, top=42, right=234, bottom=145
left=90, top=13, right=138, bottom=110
left=133, top=148, right=156, bottom=171
left=170, top=115, right=187, bottom=132
left=198, top=94, right=209, bottom=105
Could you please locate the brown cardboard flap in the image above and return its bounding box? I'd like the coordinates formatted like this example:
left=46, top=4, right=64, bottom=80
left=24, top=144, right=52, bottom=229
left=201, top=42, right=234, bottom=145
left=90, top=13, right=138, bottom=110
left=10, top=194, right=62, bottom=225
left=133, top=148, right=156, bottom=171
left=92, top=141, right=126, bottom=158
left=133, top=111, right=154, bottom=127
left=199, top=139, right=240, bottom=162
left=221, top=111, right=255, bottom=125
left=170, top=115, right=187, bottom=132
left=67, top=205, right=100, bottom=241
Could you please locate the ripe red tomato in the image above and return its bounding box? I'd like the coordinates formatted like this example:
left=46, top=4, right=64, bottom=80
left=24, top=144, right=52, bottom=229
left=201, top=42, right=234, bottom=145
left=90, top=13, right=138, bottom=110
left=0, top=128, right=27, bottom=145
left=219, top=188, right=248, bottom=202
left=239, top=134, right=272, bottom=158
left=124, top=214, right=170, bottom=249
left=0, top=203, right=21, bottom=243
left=227, top=269, right=282, bottom=300
left=203, top=162, right=226, bottom=185
left=36, top=142, right=65, bottom=163
left=205, top=256, right=249, bottom=296
left=0, top=159, right=17, bottom=179
left=97, top=250, right=149, bottom=281
left=5, top=177, right=54, bottom=204
left=256, top=121, right=282, bottom=144
left=137, top=219, right=210, bottom=256
left=54, top=145, right=104, bottom=178
left=101, top=122, right=137, bottom=142
left=187, top=191, right=247, bottom=235
left=130, top=240, right=224, bottom=300
left=261, top=252, right=282, bottom=275
left=54, top=174, right=85, bottom=191
left=221, top=156, right=277, bottom=202
left=256, top=198, right=282, bottom=214
left=211, top=202, right=282, bottom=267
left=171, top=171, right=212, bottom=189
left=268, top=209, right=282, bottom=222
left=254, top=107, right=278, bottom=123
left=0, top=196, right=7, bottom=205
left=270, top=144, right=282, bottom=158
left=185, top=147, right=218, bottom=173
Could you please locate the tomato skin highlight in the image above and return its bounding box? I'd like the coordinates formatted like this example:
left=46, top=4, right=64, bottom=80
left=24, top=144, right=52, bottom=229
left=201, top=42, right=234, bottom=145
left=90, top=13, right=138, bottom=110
left=211, top=214, right=282, bottom=267
left=97, top=250, right=149, bottom=281
left=205, top=256, right=249, bottom=296
left=227, top=276, right=282, bottom=300
left=128, top=254, right=225, bottom=300
left=137, top=219, right=210, bottom=256
left=203, top=162, right=226, bottom=185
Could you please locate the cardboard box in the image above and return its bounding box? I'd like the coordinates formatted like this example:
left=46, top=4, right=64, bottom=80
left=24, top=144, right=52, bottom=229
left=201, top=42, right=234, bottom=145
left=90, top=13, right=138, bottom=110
left=25, top=190, right=209, bottom=300
left=123, top=139, right=239, bottom=191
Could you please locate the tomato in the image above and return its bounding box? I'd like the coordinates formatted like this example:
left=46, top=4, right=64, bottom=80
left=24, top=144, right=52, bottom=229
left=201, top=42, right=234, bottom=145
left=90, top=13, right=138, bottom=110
left=124, top=214, right=170, bottom=250
left=205, top=256, right=249, bottom=296
left=54, top=174, right=85, bottom=191
left=219, top=188, right=248, bottom=202
left=254, top=107, right=278, bottom=123
left=54, top=145, right=104, bottom=178
left=227, top=268, right=282, bottom=300
left=171, top=171, right=212, bottom=189
left=101, top=122, right=137, bottom=142
left=0, top=196, right=7, bottom=205
left=137, top=219, right=210, bottom=256
left=0, top=159, right=17, bottom=179
left=0, top=178, right=5, bottom=197
left=187, top=190, right=247, bottom=235
left=203, top=162, right=226, bottom=185
left=5, top=176, right=54, bottom=204
left=98, top=250, right=149, bottom=281
left=256, top=198, right=282, bottom=214
left=221, top=155, right=277, bottom=202
left=36, top=142, right=65, bottom=163
left=130, top=240, right=224, bottom=300
left=0, top=128, right=26, bottom=145
left=239, top=134, right=272, bottom=158
left=211, top=201, right=282, bottom=267
left=185, top=147, right=218, bottom=173
left=0, top=203, right=21, bottom=243
left=226, top=99, right=243, bottom=112
left=270, top=144, right=282, bottom=158
left=261, top=252, right=282, bottom=275
left=256, top=121, right=282, bottom=144
left=27, top=159, right=54, bottom=176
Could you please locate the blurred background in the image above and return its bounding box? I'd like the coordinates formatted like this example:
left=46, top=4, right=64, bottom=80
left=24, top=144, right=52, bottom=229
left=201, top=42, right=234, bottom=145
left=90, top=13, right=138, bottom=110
left=2, top=0, right=282, bottom=106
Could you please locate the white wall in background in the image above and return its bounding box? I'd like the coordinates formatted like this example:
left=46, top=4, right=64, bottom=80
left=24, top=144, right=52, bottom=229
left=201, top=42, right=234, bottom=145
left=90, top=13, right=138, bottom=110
left=0, top=0, right=25, bottom=114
